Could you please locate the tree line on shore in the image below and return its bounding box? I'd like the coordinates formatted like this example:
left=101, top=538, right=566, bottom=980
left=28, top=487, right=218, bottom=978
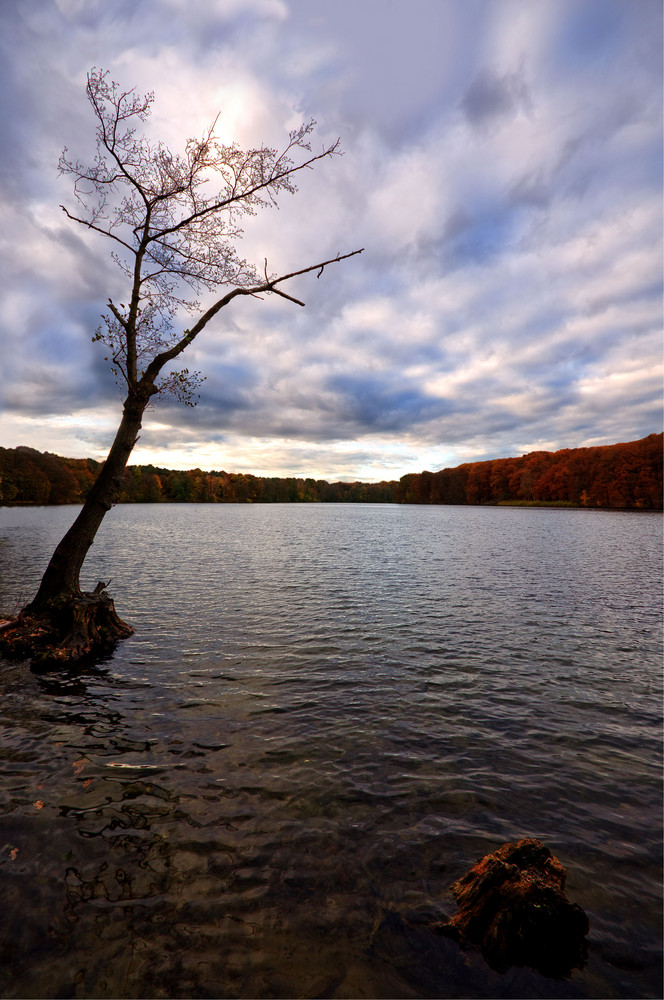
left=397, top=432, right=662, bottom=509
left=0, top=432, right=661, bottom=509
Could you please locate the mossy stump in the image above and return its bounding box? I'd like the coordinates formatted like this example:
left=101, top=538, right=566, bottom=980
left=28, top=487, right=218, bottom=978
left=0, top=582, right=133, bottom=668
left=436, top=838, right=589, bottom=977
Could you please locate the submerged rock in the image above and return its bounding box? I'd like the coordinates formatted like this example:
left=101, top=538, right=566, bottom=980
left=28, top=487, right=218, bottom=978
left=436, top=838, right=589, bottom=977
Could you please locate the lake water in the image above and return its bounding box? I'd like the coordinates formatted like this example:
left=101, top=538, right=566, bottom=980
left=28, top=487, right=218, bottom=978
left=0, top=503, right=661, bottom=999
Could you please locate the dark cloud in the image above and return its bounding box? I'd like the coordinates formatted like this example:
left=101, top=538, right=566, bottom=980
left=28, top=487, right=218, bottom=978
left=509, top=169, right=552, bottom=210
left=185, top=362, right=257, bottom=417
left=460, top=68, right=531, bottom=128
left=324, top=372, right=454, bottom=434
left=0, top=0, right=661, bottom=479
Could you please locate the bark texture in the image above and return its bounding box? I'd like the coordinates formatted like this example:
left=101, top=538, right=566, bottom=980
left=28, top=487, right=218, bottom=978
left=28, top=394, right=148, bottom=611
left=0, top=582, right=133, bottom=669
left=436, top=838, right=589, bottom=977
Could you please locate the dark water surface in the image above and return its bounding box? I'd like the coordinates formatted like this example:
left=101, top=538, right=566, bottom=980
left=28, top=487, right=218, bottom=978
left=0, top=503, right=661, bottom=999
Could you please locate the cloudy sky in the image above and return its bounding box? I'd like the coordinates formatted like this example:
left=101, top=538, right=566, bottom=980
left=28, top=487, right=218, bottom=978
left=0, top=0, right=661, bottom=481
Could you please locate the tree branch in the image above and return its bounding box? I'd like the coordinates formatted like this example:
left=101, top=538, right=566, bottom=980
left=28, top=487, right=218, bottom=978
left=269, top=287, right=305, bottom=307
left=147, top=141, right=341, bottom=245
left=107, top=299, right=127, bottom=329
left=60, top=205, right=135, bottom=253
left=142, top=248, right=364, bottom=385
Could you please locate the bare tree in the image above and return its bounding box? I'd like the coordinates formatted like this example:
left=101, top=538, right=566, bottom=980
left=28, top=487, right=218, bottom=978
left=1, top=68, right=362, bottom=664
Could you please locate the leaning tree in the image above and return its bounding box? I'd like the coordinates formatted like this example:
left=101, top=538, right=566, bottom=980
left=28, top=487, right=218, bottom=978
left=0, top=68, right=362, bottom=666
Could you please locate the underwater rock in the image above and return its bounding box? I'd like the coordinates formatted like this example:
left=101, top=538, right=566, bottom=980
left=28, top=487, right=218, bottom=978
left=436, top=838, right=589, bottom=977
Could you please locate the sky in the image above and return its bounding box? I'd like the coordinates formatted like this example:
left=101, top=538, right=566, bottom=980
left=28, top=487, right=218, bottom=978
left=0, top=0, right=661, bottom=482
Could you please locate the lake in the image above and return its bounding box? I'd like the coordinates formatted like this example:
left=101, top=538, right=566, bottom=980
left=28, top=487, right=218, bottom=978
left=0, top=503, right=661, bottom=998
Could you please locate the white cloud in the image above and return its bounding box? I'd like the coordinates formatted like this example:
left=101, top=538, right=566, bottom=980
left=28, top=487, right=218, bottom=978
left=365, top=145, right=449, bottom=253
left=0, top=0, right=661, bottom=480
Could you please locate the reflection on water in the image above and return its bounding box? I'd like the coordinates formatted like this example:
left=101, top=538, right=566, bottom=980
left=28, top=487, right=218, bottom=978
left=0, top=503, right=662, bottom=998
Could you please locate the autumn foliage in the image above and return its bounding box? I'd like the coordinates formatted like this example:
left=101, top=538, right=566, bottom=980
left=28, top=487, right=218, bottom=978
left=396, top=433, right=662, bottom=509
left=0, top=448, right=394, bottom=505
left=0, top=433, right=661, bottom=509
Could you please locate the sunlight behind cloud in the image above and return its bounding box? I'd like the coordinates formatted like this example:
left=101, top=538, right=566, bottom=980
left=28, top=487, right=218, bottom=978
left=0, top=0, right=661, bottom=478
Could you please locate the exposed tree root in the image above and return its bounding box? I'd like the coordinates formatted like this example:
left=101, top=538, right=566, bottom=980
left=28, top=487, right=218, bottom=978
left=0, top=582, right=133, bottom=669
left=435, top=838, right=589, bottom=977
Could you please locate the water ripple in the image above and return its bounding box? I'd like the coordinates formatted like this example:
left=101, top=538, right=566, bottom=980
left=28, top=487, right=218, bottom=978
left=0, top=503, right=661, bottom=998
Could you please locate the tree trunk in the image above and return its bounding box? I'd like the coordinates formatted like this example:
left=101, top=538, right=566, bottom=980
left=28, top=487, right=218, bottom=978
left=0, top=392, right=150, bottom=667
left=28, top=392, right=147, bottom=610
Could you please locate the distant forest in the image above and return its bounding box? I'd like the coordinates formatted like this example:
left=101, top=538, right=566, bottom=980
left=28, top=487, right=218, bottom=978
left=0, top=433, right=661, bottom=509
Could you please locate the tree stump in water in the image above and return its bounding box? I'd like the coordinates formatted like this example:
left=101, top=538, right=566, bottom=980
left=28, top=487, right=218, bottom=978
left=436, top=838, right=589, bottom=977
left=0, top=582, right=133, bottom=668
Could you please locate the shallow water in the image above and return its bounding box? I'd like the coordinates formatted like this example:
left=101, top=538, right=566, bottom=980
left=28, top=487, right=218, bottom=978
left=0, top=503, right=661, bottom=998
